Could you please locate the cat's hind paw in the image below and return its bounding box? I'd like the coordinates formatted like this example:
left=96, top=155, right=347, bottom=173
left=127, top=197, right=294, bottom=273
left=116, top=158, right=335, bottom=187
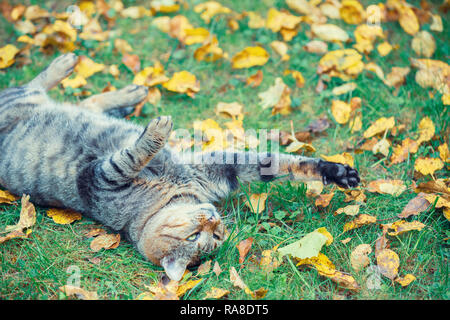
left=318, top=160, right=360, bottom=189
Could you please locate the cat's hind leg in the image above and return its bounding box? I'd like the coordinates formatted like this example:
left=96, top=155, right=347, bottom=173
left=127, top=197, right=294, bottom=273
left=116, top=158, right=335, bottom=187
left=100, top=116, right=173, bottom=183
left=78, top=84, right=148, bottom=115
left=28, top=53, right=78, bottom=91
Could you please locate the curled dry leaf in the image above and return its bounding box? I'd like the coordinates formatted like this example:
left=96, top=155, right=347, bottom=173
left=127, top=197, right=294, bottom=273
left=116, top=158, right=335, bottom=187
left=236, top=237, right=254, bottom=264
left=90, top=233, right=120, bottom=252
left=47, top=208, right=82, bottom=225
left=398, top=193, right=430, bottom=218
left=350, top=244, right=372, bottom=272
left=343, top=214, right=377, bottom=232
left=196, top=260, right=212, bottom=276
left=376, top=249, right=400, bottom=280
left=344, top=189, right=366, bottom=203
left=5, top=195, right=36, bottom=232
left=246, top=70, right=263, bottom=88
left=390, top=138, right=419, bottom=165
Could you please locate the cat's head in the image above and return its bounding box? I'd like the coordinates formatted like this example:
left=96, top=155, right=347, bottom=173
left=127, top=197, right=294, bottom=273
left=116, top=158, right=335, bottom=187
left=137, top=202, right=226, bottom=281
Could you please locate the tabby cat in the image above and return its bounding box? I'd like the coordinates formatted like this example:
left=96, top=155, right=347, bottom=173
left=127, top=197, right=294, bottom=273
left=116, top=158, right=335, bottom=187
left=0, top=54, right=360, bottom=280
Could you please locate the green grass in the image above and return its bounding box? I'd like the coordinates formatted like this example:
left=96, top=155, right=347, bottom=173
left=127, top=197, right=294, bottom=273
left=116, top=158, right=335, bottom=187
left=0, top=0, right=449, bottom=300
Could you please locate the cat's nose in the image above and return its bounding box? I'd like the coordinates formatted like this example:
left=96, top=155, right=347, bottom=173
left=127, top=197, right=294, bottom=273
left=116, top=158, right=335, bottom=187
left=208, top=212, right=218, bottom=223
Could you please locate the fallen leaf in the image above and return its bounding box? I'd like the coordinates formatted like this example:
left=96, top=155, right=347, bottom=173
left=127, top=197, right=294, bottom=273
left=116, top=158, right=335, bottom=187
left=397, top=3, right=420, bottom=35
left=335, top=204, right=360, bottom=216
left=266, top=8, right=302, bottom=33
left=398, top=193, right=430, bottom=218
left=343, top=214, right=377, bottom=232
left=315, top=192, right=334, bottom=207
left=332, top=82, right=357, bottom=95
left=350, top=244, right=372, bottom=272
left=213, top=261, right=222, bottom=277
left=376, top=249, right=399, bottom=280
left=384, top=67, right=410, bottom=88
left=278, top=228, right=329, bottom=259
left=385, top=220, right=426, bottom=236
left=61, top=74, right=87, bottom=89
left=194, top=1, right=232, bottom=23
left=311, top=24, right=349, bottom=42
left=244, top=193, right=268, bottom=214
left=204, top=287, right=230, bottom=299
left=377, top=42, right=393, bottom=56
left=236, top=238, right=254, bottom=264
left=197, top=260, right=212, bottom=276
left=367, top=179, right=406, bottom=197
left=340, top=0, right=365, bottom=24
left=411, top=31, right=436, bottom=58
left=231, top=46, right=269, bottom=69
left=395, top=274, right=416, bottom=287
left=246, top=70, right=263, bottom=88
left=372, top=138, right=390, bottom=157
left=5, top=195, right=36, bottom=232
left=0, top=44, right=20, bottom=69
left=176, top=279, right=202, bottom=297
left=59, top=285, right=98, bottom=300
left=47, top=208, right=82, bottom=225
left=163, top=71, right=200, bottom=97
left=414, top=157, right=444, bottom=176
left=423, top=194, right=450, bottom=209
left=215, top=102, right=243, bottom=120
left=321, top=152, right=354, bottom=167
left=438, top=143, right=450, bottom=163
left=0, top=190, right=19, bottom=204
left=416, top=116, right=435, bottom=145
left=318, top=49, right=364, bottom=80
left=90, top=233, right=120, bottom=252
left=363, top=117, right=395, bottom=138
left=306, top=181, right=324, bottom=196
left=303, top=40, right=328, bottom=54
left=122, top=53, right=141, bottom=73
left=390, top=138, right=419, bottom=165
left=344, top=189, right=366, bottom=203
left=270, top=41, right=290, bottom=61
left=133, top=62, right=169, bottom=87
left=260, top=246, right=282, bottom=272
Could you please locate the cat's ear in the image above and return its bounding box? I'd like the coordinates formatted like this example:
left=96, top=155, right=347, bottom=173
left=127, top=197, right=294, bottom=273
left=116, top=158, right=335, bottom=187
left=161, top=256, right=188, bottom=281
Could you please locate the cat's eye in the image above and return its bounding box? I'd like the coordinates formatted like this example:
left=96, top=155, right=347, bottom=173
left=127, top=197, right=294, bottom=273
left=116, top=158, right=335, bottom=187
left=186, top=232, right=200, bottom=242
left=213, top=233, right=221, bottom=240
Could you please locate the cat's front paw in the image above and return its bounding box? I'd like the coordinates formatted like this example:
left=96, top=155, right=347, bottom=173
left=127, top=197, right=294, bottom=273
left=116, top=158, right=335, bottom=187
left=318, top=160, right=360, bottom=189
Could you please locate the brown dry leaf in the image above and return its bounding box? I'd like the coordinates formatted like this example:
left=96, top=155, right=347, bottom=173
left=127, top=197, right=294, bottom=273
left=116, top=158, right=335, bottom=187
left=47, top=208, right=82, bottom=225
left=343, top=214, right=377, bottom=232
left=90, top=233, right=120, bottom=252
left=335, top=204, right=360, bottom=216
left=340, top=0, right=365, bottom=24
left=363, top=116, right=395, bottom=138
left=213, top=261, right=222, bottom=277
left=321, top=152, right=354, bottom=167
left=0, top=190, right=19, bottom=204
left=398, top=193, right=430, bottom=218
left=176, top=279, right=202, bottom=297
left=385, top=220, right=426, bottom=236
left=367, top=179, right=406, bottom=197
left=229, top=266, right=250, bottom=292
left=414, top=179, right=450, bottom=196
left=5, top=195, right=36, bottom=232
left=204, top=287, right=230, bottom=299
left=197, top=260, right=212, bottom=276
left=246, top=11, right=266, bottom=29
left=344, top=189, right=366, bottom=203
left=0, top=229, right=31, bottom=245
left=231, top=46, right=269, bottom=69
left=59, top=285, right=98, bottom=300
left=246, top=70, right=263, bottom=88
left=245, top=193, right=268, bottom=214
left=350, top=244, right=372, bottom=272
left=411, top=31, right=436, bottom=58
left=163, top=71, right=200, bottom=97
left=376, top=249, right=400, bottom=280
left=395, top=274, right=416, bottom=287
left=390, top=138, right=419, bottom=165
left=384, top=67, right=410, bottom=88
left=0, top=44, right=20, bottom=69
left=414, top=157, right=444, bottom=176
left=311, top=24, right=349, bottom=42
left=260, top=246, right=282, bottom=272
left=122, top=53, right=141, bottom=73
left=315, top=192, right=334, bottom=207
left=236, top=238, right=254, bottom=265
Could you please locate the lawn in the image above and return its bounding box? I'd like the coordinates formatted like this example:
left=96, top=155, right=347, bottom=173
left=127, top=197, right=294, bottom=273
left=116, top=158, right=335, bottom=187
left=0, top=0, right=449, bottom=300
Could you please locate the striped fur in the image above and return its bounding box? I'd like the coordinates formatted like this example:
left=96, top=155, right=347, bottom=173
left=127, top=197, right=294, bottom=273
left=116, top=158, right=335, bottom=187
left=0, top=54, right=360, bottom=280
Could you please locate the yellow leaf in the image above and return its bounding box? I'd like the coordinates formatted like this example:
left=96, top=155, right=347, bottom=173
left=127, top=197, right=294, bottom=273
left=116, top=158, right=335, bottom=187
left=245, top=193, right=268, bottom=214
left=120, top=6, right=151, bottom=19
left=414, top=157, right=444, bottom=176
left=377, top=42, right=392, bottom=57
left=184, top=27, right=210, bottom=45
left=306, top=181, right=324, bottom=197
left=47, top=208, right=82, bottom=225
left=311, top=24, right=349, bottom=42
left=411, top=31, right=436, bottom=58
left=335, top=204, right=360, bottom=216
left=331, top=100, right=351, bottom=124
left=349, top=115, right=362, bottom=133
left=260, top=247, right=282, bottom=272
left=204, top=287, right=230, bottom=299
left=0, top=44, right=19, bottom=69
left=332, top=82, right=357, bottom=95
left=363, top=116, right=395, bottom=138
left=4, top=195, right=35, bottom=232
left=316, top=227, right=333, bottom=245
left=266, top=8, right=302, bottom=33
left=247, top=11, right=265, bottom=29
left=343, top=214, right=377, bottom=232
left=395, top=274, right=416, bottom=287
left=315, top=192, right=334, bottom=208
left=397, top=4, right=420, bottom=35
left=61, top=74, right=87, bottom=89
left=340, top=0, right=365, bottom=24
left=176, top=279, right=202, bottom=297
left=285, top=140, right=316, bottom=153
left=384, top=67, right=410, bottom=88
left=215, top=102, right=243, bottom=120
left=270, top=41, right=290, bottom=61
left=0, top=190, right=19, bottom=204
left=372, top=138, right=390, bottom=157
left=133, top=62, right=169, bottom=87
left=231, top=46, right=269, bottom=69
left=390, top=138, right=419, bottom=165
left=416, top=117, right=435, bottom=145
left=423, top=194, right=450, bottom=209
left=194, top=1, right=231, bottom=23
left=376, top=249, right=399, bottom=280
left=193, top=36, right=224, bottom=62
left=367, top=179, right=406, bottom=196
left=114, top=38, right=133, bottom=53
left=318, top=49, right=364, bottom=80
left=90, top=233, right=120, bottom=252
left=321, top=152, right=354, bottom=167
left=59, top=285, right=98, bottom=300
left=438, top=143, right=450, bottom=163
left=163, top=71, right=200, bottom=97
left=75, top=56, right=105, bottom=79
left=385, top=220, right=426, bottom=236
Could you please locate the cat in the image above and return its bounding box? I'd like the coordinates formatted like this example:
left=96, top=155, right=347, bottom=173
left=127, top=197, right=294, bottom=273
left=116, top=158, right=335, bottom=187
left=0, top=53, right=360, bottom=281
